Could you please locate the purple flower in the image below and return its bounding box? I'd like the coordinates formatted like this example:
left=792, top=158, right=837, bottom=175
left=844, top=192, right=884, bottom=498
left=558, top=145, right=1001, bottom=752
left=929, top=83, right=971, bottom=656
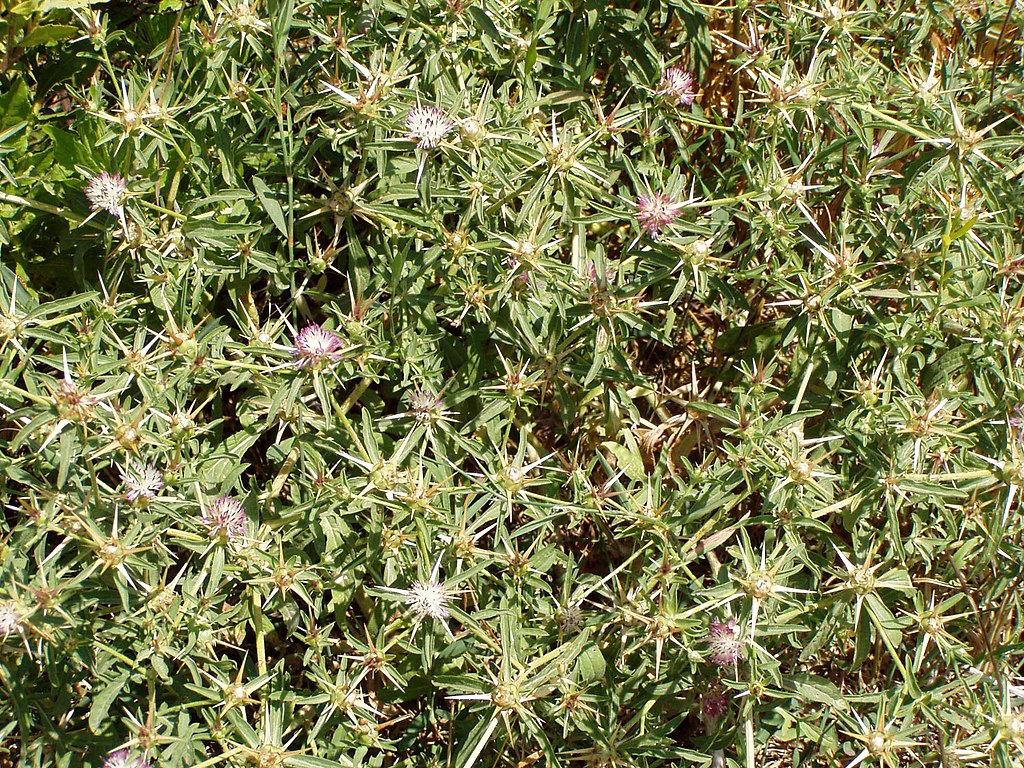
left=706, top=618, right=743, bottom=666
left=405, top=105, right=455, bottom=149
left=292, top=323, right=344, bottom=368
left=635, top=192, right=680, bottom=238
left=657, top=66, right=697, bottom=106
left=201, top=496, right=248, bottom=541
left=701, top=686, right=730, bottom=721
left=85, top=172, right=127, bottom=216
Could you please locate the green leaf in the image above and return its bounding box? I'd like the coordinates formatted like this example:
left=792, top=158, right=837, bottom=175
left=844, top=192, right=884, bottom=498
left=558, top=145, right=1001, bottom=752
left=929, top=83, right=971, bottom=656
left=10, top=0, right=91, bottom=13
left=285, top=757, right=357, bottom=768
left=198, top=427, right=259, bottom=484
left=0, top=78, right=31, bottom=132
left=88, top=672, right=129, bottom=734
left=454, top=715, right=499, bottom=768
left=20, top=24, right=77, bottom=46
left=786, top=673, right=848, bottom=711
left=574, top=643, right=606, bottom=683
left=252, top=177, right=288, bottom=237
left=603, top=433, right=645, bottom=482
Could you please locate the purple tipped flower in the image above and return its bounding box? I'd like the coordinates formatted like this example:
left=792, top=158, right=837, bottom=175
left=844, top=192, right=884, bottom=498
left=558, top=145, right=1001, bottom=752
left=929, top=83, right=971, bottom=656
left=657, top=66, right=697, bottom=106
left=1010, top=406, right=1024, bottom=444
left=408, top=389, right=446, bottom=423
left=201, top=496, right=248, bottom=541
left=119, top=461, right=164, bottom=502
left=706, top=618, right=743, bottom=666
left=85, top=172, right=127, bottom=217
left=292, top=323, right=344, bottom=368
left=635, top=192, right=680, bottom=238
left=405, top=105, right=455, bottom=149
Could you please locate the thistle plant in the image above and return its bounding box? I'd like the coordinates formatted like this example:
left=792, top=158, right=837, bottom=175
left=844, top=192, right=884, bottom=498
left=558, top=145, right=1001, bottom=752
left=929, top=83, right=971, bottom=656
left=2, top=0, right=1024, bottom=767
left=119, top=461, right=164, bottom=502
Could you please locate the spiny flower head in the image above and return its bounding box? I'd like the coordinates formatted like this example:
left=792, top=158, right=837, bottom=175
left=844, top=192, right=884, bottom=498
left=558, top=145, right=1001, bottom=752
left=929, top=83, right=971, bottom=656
left=657, top=66, right=697, bottom=106
left=201, top=495, right=248, bottom=541
left=85, top=172, right=127, bottom=216
left=0, top=600, right=23, bottom=637
left=292, top=323, right=344, bottom=368
left=55, top=377, right=101, bottom=420
left=558, top=604, right=584, bottom=634
left=636, top=192, right=680, bottom=238
left=102, top=749, right=154, bottom=768
left=120, top=461, right=164, bottom=501
left=405, top=105, right=456, bottom=149
left=405, top=578, right=452, bottom=620
left=706, top=617, right=743, bottom=666
left=408, top=389, right=446, bottom=423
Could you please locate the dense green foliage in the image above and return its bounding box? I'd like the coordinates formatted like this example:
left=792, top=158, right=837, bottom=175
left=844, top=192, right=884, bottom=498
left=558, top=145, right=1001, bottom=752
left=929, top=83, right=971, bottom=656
left=2, top=0, right=1024, bottom=766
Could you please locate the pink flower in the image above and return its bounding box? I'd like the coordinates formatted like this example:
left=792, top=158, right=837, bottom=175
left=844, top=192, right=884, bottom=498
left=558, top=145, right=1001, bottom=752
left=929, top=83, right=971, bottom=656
left=201, top=496, right=248, bottom=541
left=292, top=323, right=344, bottom=368
left=635, top=192, right=680, bottom=238
left=657, top=66, right=696, bottom=106
left=706, top=618, right=743, bottom=666
left=1010, top=406, right=1024, bottom=444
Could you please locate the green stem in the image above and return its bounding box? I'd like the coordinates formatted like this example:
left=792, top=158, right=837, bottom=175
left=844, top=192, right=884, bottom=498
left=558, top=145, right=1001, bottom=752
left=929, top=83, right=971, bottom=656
left=135, top=198, right=185, bottom=219
left=0, top=378, right=49, bottom=405
left=251, top=592, right=268, bottom=675
left=687, top=190, right=763, bottom=210
left=0, top=191, right=96, bottom=228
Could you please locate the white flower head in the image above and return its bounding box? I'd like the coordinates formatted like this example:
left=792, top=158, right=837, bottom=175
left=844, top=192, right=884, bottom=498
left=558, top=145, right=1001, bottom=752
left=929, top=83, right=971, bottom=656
left=406, top=388, right=452, bottom=425
left=405, top=577, right=452, bottom=620
left=119, top=461, right=164, bottom=501
left=405, top=105, right=456, bottom=149
left=0, top=600, right=23, bottom=637
left=85, top=172, right=127, bottom=216
left=102, top=750, right=153, bottom=768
